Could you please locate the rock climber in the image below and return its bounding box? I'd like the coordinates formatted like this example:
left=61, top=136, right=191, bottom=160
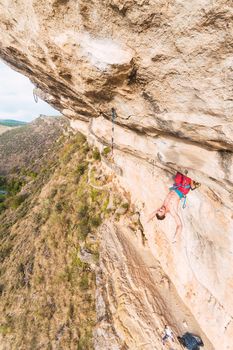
left=148, top=171, right=200, bottom=237
left=162, top=325, right=175, bottom=345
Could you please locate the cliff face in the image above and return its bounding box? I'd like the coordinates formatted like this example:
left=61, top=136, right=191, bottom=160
left=0, top=1, right=232, bottom=349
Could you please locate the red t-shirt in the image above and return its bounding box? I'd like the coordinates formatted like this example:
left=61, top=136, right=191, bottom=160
left=174, top=172, right=192, bottom=195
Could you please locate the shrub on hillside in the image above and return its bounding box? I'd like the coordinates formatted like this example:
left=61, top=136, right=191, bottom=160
left=10, top=193, right=28, bottom=209
left=102, top=146, right=111, bottom=156
left=77, top=204, right=89, bottom=220
left=79, top=272, right=89, bottom=291
left=7, top=178, right=23, bottom=195
left=78, top=219, right=90, bottom=240
left=76, top=162, right=88, bottom=177
left=0, top=202, right=7, bottom=214
left=76, top=133, right=86, bottom=146
left=90, top=215, right=102, bottom=228
left=0, top=176, right=7, bottom=188
left=92, top=147, right=101, bottom=161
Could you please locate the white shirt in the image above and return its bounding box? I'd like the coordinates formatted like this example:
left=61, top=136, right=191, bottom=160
left=165, top=326, right=173, bottom=338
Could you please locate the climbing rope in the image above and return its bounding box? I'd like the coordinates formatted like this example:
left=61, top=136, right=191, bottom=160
left=152, top=158, right=156, bottom=177
left=111, top=107, right=117, bottom=155
left=33, top=88, right=38, bottom=103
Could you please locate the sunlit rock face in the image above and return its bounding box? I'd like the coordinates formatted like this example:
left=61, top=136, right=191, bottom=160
left=0, top=0, right=232, bottom=349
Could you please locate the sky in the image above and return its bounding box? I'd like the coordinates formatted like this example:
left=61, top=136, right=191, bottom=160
left=0, top=60, right=59, bottom=122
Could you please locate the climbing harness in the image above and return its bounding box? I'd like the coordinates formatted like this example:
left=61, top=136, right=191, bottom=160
left=111, top=107, right=117, bottom=155
left=33, top=87, right=38, bottom=103
left=170, top=173, right=201, bottom=209
left=169, top=185, right=188, bottom=209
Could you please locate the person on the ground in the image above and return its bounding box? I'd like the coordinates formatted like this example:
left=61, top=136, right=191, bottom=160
left=162, top=325, right=175, bottom=345
left=148, top=171, right=200, bottom=238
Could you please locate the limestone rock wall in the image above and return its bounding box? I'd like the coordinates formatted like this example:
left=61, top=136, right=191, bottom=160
left=96, top=218, right=215, bottom=350
left=73, top=114, right=233, bottom=350
left=0, top=0, right=232, bottom=349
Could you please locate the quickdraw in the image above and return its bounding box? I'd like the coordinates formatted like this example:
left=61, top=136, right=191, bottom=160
left=33, top=88, right=38, bottom=103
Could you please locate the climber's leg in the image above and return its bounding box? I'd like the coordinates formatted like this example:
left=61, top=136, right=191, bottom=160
left=162, top=334, right=168, bottom=345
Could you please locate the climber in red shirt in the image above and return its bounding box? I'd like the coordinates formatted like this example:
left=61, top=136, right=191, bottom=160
left=148, top=171, right=200, bottom=238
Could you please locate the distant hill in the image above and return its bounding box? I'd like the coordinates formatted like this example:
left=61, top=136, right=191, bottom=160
left=0, top=119, right=27, bottom=136
left=0, top=119, right=27, bottom=127
left=0, top=116, right=70, bottom=175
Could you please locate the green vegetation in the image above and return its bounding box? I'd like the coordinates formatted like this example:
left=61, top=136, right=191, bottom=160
left=0, top=131, right=98, bottom=347
left=121, top=202, right=129, bottom=210
left=0, top=324, right=12, bottom=336
left=77, top=329, right=93, bottom=350
left=0, top=202, right=7, bottom=214
left=79, top=272, right=89, bottom=291
left=90, top=215, right=102, bottom=228
left=102, top=146, right=111, bottom=156
left=0, top=176, right=25, bottom=212
left=76, top=162, right=88, bottom=176
left=9, top=193, right=28, bottom=209
left=6, top=178, right=24, bottom=195
left=20, top=168, right=38, bottom=179
left=0, top=128, right=130, bottom=349
left=0, top=175, right=6, bottom=188
left=0, top=116, right=68, bottom=177
left=0, top=119, right=27, bottom=127
left=92, top=147, right=101, bottom=161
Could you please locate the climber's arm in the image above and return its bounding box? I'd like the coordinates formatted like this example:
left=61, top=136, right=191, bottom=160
left=147, top=210, right=157, bottom=222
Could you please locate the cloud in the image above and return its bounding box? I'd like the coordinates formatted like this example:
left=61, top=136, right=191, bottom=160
left=0, top=60, right=60, bottom=122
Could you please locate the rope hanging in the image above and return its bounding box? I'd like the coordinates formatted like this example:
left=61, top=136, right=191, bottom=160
left=33, top=88, right=38, bottom=103
left=152, top=158, right=155, bottom=177
left=111, top=107, right=117, bottom=155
